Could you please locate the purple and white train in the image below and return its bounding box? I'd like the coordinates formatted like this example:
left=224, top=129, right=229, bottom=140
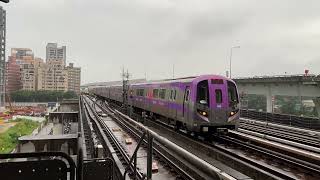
left=89, top=75, right=240, bottom=134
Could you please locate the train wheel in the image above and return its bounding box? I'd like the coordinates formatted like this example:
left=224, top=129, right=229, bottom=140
left=174, top=121, right=181, bottom=131
left=191, top=132, right=198, bottom=139
left=203, top=133, right=213, bottom=142
left=186, top=129, right=191, bottom=136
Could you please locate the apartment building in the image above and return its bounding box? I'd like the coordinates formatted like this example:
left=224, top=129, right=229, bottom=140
left=5, top=44, right=80, bottom=94
left=5, top=56, right=21, bottom=94
left=0, top=6, right=5, bottom=107
left=46, top=43, right=66, bottom=65
left=42, top=59, right=68, bottom=91
left=66, top=63, right=81, bottom=94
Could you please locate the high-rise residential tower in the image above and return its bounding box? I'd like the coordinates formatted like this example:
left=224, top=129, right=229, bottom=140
left=46, top=43, right=66, bottom=65
left=5, top=56, right=21, bottom=95
left=0, top=6, right=5, bottom=107
left=66, top=63, right=81, bottom=94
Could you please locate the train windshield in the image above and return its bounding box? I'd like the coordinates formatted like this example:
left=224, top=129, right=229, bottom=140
left=227, top=81, right=239, bottom=107
left=197, top=80, right=209, bottom=106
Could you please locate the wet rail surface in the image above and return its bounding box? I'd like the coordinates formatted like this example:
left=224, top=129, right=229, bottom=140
left=239, top=118, right=320, bottom=149
left=97, top=97, right=320, bottom=180
left=83, top=96, right=182, bottom=180
left=83, top=95, right=236, bottom=180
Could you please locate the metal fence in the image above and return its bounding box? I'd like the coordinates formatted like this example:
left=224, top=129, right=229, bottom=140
left=240, top=109, right=320, bottom=130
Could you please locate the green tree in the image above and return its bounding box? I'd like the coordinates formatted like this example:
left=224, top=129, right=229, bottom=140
left=10, top=90, right=78, bottom=102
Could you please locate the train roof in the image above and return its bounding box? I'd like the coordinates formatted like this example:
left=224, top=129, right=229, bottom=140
left=89, top=74, right=231, bottom=88
left=131, top=74, right=230, bottom=86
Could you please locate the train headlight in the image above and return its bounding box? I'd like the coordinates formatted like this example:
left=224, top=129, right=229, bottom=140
left=229, top=110, right=239, bottom=117
left=197, top=109, right=208, bottom=117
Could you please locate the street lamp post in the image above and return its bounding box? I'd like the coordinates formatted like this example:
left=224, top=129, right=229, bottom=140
left=229, top=46, right=240, bottom=78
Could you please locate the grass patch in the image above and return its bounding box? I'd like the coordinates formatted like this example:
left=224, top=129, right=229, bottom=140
left=0, top=118, right=39, bottom=153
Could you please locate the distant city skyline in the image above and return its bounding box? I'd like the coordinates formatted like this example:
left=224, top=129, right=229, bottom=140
left=5, top=43, right=81, bottom=95
left=2, top=1, right=320, bottom=84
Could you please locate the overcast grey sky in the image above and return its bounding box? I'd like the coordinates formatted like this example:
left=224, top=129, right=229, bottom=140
left=3, top=0, right=320, bottom=84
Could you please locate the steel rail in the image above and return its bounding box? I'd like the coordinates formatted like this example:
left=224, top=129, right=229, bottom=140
left=104, top=101, right=319, bottom=180
left=91, top=96, right=237, bottom=180
left=100, top=102, right=197, bottom=180
left=240, top=118, right=320, bottom=136
left=227, top=130, right=320, bottom=174
left=83, top=97, right=145, bottom=179
left=86, top=96, right=199, bottom=180
left=239, top=124, right=320, bottom=148
left=99, top=99, right=293, bottom=179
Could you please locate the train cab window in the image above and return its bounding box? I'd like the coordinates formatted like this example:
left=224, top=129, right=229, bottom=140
left=215, top=89, right=222, bottom=103
left=153, top=89, right=159, bottom=98
left=227, top=81, right=239, bottom=107
left=197, top=80, right=209, bottom=106
left=159, top=89, right=166, bottom=99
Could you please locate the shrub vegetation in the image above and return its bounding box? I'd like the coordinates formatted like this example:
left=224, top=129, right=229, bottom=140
left=0, top=119, right=39, bottom=153
left=10, top=90, right=78, bottom=102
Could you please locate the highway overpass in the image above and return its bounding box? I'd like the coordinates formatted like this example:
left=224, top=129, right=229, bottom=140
left=234, top=75, right=320, bottom=117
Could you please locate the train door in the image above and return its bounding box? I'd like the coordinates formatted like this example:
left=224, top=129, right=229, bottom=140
left=183, top=86, right=191, bottom=121
left=169, top=88, right=177, bottom=119
left=210, top=79, right=228, bottom=122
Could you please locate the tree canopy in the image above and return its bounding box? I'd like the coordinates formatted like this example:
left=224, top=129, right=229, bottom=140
left=10, top=90, right=78, bottom=102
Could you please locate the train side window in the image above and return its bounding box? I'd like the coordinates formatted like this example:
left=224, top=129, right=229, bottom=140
left=140, top=89, right=144, bottom=96
left=215, top=89, right=222, bottom=103
left=170, top=89, right=173, bottom=100
left=185, top=89, right=190, bottom=101
left=153, top=89, right=159, bottom=98
left=159, top=89, right=166, bottom=99
left=174, top=90, right=177, bottom=100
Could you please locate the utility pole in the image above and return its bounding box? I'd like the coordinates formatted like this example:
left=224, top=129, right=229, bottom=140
left=172, top=64, right=175, bottom=79
left=229, top=46, right=240, bottom=78
left=121, top=67, right=130, bottom=113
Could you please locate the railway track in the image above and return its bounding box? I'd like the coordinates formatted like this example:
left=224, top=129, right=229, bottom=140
left=84, top=96, right=174, bottom=179
left=239, top=118, right=320, bottom=149
left=83, top=95, right=234, bottom=180
left=222, top=131, right=320, bottom=179
left=97, top=97, right=320, bottom=180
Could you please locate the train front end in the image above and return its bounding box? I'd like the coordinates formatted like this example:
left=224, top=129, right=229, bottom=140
left=193, top=75, right=240, bottom=133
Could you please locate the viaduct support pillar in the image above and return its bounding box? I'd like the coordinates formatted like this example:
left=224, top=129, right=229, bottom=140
left=314, top=97, right=320, bottom=118
left=266, top=85, right=273, bottom=113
